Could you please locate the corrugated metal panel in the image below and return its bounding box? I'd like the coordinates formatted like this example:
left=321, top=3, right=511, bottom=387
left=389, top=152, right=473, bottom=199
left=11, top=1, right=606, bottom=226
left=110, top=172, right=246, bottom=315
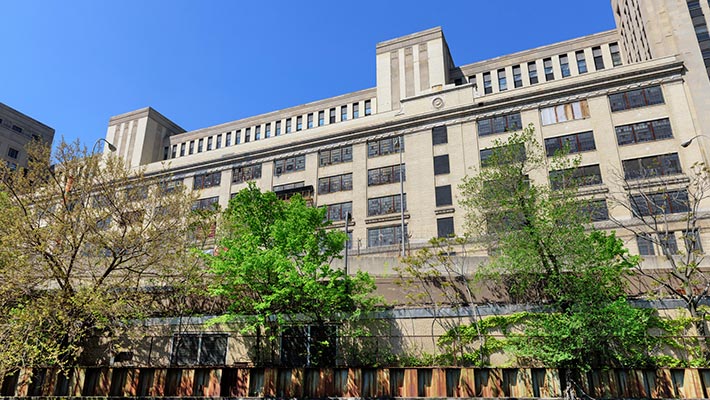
left=346, top=367, right=361, bottom=397
left=333, top=368, right=348, bottom=396
left=402, top=368, right=418, bottom=397
left=10, top=365, right=710, bottom=398
left=377, top=368, right=390, bottom=397
left=263, top=367, right=276, bottom=397
left=389, top=368, right=404, bottom=397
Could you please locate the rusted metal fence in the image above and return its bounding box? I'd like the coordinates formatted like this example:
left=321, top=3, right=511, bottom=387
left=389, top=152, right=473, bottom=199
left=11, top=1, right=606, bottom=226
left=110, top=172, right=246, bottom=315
left=3, top=366, right=710, bottom=398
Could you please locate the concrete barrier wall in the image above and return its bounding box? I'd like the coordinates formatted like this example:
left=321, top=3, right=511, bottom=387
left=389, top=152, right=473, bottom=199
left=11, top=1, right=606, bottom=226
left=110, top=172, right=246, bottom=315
left=2, top=366, right=709, bottom=398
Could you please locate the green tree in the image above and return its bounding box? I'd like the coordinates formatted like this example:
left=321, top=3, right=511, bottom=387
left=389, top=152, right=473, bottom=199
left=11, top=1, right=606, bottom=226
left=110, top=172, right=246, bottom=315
left=608, top=162, right=710, bottom=360
left=458, top=125, right=656, bottom=371
left=207, top=183, right=377, bottom=364
left=0, top=140, right=205, bottom=375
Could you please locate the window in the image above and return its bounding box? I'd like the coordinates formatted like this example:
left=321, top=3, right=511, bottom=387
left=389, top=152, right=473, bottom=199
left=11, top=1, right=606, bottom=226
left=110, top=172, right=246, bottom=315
left=540, top=100, right=590, bottom=125
left=189, top=141, right=195, bottom=155
left=658, top=232, right=679, bottom=255
left=543, top=58, right=554, bottom=80
left=549, top=164, right=602, bottom=190
left=623, top=153, right=682, bottom=180
left=265, top=123, right=271, bottom=138
left=353, top=103, right=359, bottom=118
left=477, top=112, right=522, bottom=136
left=226, top=132, right=232, bottom=146
left=286, top=118, right=292, bottom=133
left=171, top=145, right=177, bottom=158
left=318, top=111, right=324, bottom=126
left=582, top=199, right=609, bottom=222
left=615, top=118, right=673, bottom=145
left=576, top=50, right=588, bottom=73
left=163, top=146, right=169, bottom=160
left=341, top=106, right=348, bottom=121
left=365, top=100, right=372, bottom=116
left=528, top=61, right=538, bottom=84
left=497, top=69, right=507, bottom=91
left=11, top=125, right=22, bottom=133
left=592, top=46, right=605, bottom=70
left=483, top=72, right=492, bottom=94
left=480, top=143, right=526, bottom=167
left=296, top=116, right=303, bottom=131
left=198, top=138, right=204, bottom=152
left=216, top=134, right=222, bottom=149
left=192, top=196, right=219, bottom=211
left=319, top=145, right=353, bottom=166
left=544, top=131, right=596, bottom=156
left=368, top=194, right=406, bottom=216
left=171, top=334, right=227, bottom=366
left=272, top=181, right=304, bottom=193
left=683, top=229, right=703, bottom=253
left=7, top=148, right=19, bottom=159
left=274, top=155, right=306, bottom=175
left=559, top=54, right=571, bottom=77
left=232, top=164, right=262, bottom=184
left=275, top=121, right=281, bottom=136
left=368, top=225, right=407, bottom=247
left=245, top=128, right=251, bottom=142
left=307, top=114, right=313, bottom=129
left=207, top=136, right=213, bottom=151
left=437, top=217, right=455, bottom=238
left=631, top=189, right=690, bottom=216
left=512, top=65, right=523, bottom=88
left=637, top=234, right=655, bottom=255
left=608, top=85, right=664, bottom=111
left=433, top=154, right=450, bottom=175
left=318, top=173, right=353, bottom=194
left=368, top=164, right=406, bottom=186
left=435, top=185, right=452, bottom=207
left=180, top=143, right=186, bottom=157
left=610, top=42, right=622, bottom=66
left=255, top=126, right=261, bottom=140
left=368, top=136, right=404, bottom=157
left=325, top=202, right=353, bottom=221
left=193, top=172, right=222, bottom=190
left=329, top=108, right=336, bottom=123
left=432, top=125, right=448, bottom=145
left=280, top=325, right=336, bottom=367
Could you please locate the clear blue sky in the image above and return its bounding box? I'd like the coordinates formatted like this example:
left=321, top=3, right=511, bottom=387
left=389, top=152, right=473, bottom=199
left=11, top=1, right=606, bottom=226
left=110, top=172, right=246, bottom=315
left=1, top=1, right=615, bottom=148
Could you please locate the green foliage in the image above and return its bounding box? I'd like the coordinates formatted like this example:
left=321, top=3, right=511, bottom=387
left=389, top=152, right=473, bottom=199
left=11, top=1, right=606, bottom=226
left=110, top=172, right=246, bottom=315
left=457, top=125, right=658, bottom=370
left=0, top=140, right=203, bottom=374
left=207, top=182, right=378, bottom=338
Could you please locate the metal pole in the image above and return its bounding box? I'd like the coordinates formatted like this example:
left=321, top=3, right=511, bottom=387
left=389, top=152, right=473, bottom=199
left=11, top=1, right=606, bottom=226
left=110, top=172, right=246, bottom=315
left=399, top=135, right=405, bottom=257
left=344, top=212, right=350, bottom=275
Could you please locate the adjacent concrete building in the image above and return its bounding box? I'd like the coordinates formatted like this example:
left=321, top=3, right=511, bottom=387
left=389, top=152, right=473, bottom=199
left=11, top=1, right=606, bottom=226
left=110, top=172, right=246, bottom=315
left=0, top=102, right=55, bottom=170
left=102, top=0, right=710, bottom=267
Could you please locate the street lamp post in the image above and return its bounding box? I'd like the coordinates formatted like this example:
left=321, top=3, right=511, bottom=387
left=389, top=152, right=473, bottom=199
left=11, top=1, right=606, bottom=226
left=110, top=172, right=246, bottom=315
left=92, top=138, right=117, bottom=155
left=680, top=134, right=710, bottom=148
left=398, top=134, right=405, bottom=257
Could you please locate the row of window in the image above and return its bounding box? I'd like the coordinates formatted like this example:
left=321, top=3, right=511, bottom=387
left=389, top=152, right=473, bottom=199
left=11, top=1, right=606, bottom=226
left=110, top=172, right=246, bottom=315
left=166, top=100, right=372, bottom=161
left=0, top=118, right=30, bottom=136
left=471, top=85, right=663, bottom=141
left=636, top=229, right=702, bottom=256
left=468, top=42, right=622, bottom=94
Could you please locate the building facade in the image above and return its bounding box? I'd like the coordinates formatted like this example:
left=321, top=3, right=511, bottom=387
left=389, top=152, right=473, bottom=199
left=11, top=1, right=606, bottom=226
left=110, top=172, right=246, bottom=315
left=102, top=0, right=710, bottom=265
left=0, top=102, right=55, bottom=170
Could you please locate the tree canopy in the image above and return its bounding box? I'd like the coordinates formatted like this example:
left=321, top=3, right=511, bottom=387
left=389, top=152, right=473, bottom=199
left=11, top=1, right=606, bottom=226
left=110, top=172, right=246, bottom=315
left=0, top=140, right=204, bottom=373
left=458, top=126, right=657, bottom=370
left=207, top=182, right=377, bottom=336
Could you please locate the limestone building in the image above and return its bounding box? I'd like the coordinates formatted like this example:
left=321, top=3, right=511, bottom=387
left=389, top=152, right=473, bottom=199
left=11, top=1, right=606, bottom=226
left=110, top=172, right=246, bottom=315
left=0, top=102, right=55, bottom=170
left=102, top=0, right=710, bottom=265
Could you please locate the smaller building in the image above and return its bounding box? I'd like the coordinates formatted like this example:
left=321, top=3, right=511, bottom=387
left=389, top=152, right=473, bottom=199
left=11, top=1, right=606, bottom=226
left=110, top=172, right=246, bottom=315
left=0, top=102, right=55, bottom=170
